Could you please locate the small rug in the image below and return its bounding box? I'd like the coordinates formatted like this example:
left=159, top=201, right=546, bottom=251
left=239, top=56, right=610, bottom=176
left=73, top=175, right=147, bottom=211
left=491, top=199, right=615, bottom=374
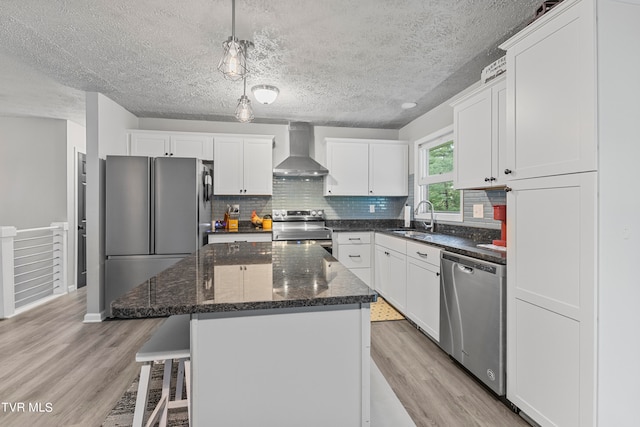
left=371, top=297, right=405, bottom=322
left=102, top=361, right=189, bottom=427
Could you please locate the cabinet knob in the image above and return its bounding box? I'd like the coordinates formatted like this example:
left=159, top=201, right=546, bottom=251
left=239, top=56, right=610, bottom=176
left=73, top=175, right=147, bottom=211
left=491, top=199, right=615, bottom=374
left=505, top=187, right=512, bottom=192
left=436, top=272, right=440, bottom=277
left=369, top=190, right=373, bottom=193
left=484, top=177, right=490, bottom=182
left=239, top=189, right=243, bottom=193
left=504, top=169, right=512, bottom=174
left=170, top=153, right=174, bottom=156
left=328, top=190, right=332, bottom=194
left=243, top=189, right=247, bottom=193
left=490, top=177, right=496, bottom=181
left=165, top=152, right=169, bottom=156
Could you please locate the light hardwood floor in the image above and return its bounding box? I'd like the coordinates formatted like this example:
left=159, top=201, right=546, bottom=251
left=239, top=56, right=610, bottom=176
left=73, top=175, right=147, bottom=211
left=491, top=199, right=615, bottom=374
left=0, top=288, right=163, bottom=427
left=372, top=320, right=528, bottom=427
left=1, top=289, right=526, bottom=427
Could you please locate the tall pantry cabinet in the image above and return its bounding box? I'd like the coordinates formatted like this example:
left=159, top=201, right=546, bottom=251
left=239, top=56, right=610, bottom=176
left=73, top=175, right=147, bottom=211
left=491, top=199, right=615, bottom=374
left=500, top=1, right=597, bottom=426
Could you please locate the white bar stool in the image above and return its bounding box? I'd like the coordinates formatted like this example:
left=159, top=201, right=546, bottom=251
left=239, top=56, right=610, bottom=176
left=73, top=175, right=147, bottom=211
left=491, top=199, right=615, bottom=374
left=133, top=314, right=191, bottom=427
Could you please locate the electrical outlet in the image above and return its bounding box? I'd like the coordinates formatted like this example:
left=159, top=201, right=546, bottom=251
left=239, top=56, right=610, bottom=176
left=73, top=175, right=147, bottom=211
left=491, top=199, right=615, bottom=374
left=369, top=205, right=375, bottom=213
left=473, top=204, right=484, bottom=218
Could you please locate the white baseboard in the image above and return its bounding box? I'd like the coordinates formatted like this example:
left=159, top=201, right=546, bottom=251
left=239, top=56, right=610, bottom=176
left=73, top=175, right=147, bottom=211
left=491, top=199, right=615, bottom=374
left=83, top=311, right=107, bottom=323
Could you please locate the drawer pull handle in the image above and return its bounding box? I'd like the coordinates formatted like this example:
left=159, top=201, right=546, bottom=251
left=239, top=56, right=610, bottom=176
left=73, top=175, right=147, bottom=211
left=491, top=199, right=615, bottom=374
left=416, top=251, right=429, bottom=258
left=349, top=254, right=361, bottom=258
left=348, top=238, right=361, bottom=241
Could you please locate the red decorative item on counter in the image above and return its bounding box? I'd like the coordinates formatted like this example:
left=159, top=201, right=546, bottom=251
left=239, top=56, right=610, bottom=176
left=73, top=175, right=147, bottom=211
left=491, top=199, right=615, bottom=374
left=493, top=204, right=507, bottom=247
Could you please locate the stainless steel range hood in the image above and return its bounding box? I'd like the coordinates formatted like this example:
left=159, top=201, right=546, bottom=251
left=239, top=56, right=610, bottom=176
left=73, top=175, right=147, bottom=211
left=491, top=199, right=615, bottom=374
left=273, top=122, right=328, bottom=177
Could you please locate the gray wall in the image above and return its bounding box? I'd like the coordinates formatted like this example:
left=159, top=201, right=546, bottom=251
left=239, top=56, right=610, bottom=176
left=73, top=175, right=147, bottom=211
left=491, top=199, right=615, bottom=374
left=0, top=117, right=67, bottom=228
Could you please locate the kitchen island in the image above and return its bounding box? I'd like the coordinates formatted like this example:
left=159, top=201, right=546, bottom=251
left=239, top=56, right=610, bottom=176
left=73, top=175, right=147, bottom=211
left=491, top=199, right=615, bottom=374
left=112, top=241, right=377, bottom=427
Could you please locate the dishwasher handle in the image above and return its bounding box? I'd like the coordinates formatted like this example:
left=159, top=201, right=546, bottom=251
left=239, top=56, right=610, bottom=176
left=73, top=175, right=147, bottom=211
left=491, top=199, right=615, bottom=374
left=457, top=264, right=474, bottom=274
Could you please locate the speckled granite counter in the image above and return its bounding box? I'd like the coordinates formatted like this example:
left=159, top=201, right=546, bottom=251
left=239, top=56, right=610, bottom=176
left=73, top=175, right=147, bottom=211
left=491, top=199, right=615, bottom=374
left=328, top=220, right=506, bottom=264
left=111, top=241, right=376, bottom=318
left=376, top=229, right=506, bottom=265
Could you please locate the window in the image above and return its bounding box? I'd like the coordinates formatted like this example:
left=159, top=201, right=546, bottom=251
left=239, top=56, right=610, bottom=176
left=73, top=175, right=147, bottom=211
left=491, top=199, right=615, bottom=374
left=415, top=125, right=462, bottom=222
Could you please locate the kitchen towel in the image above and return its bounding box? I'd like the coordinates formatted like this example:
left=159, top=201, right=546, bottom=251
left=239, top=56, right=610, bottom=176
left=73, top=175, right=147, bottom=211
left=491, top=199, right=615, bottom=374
left=404, top=204, right=411, bottom=227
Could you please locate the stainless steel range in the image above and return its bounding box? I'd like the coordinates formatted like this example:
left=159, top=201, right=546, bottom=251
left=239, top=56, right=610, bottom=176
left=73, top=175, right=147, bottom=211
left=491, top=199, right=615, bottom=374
left=271, top=209, right=332, bottom=250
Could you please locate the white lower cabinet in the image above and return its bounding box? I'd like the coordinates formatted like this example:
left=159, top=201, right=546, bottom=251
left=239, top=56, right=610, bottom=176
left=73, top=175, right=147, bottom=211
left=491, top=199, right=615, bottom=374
left=334, top=232, right=372, bottom=287
left=374, top=233, right=441, bottom=339
left=208, top=233, right=272, bottom=244
left=506, top=172, right=596, bottom=427
left=214, top=263, right=273, bottom=302
left=406, top=241, right=441, bottom=341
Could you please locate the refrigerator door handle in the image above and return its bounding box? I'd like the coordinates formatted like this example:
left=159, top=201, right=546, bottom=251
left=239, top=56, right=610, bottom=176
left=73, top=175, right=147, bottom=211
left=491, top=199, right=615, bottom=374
left=150, top=158, right=155, bottom=254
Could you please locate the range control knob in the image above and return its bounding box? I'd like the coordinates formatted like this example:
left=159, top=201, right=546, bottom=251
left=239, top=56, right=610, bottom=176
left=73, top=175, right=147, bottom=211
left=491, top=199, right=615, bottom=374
left=317, top=210, right=323, bottom=217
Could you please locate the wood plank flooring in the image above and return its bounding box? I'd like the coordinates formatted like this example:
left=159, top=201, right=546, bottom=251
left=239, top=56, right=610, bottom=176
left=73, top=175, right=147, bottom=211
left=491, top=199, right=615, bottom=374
left=0, top=288, right=163, bottom=427
left=372, top=320, right=528, bottom=427
left=1, top=289, right=527, bottom=427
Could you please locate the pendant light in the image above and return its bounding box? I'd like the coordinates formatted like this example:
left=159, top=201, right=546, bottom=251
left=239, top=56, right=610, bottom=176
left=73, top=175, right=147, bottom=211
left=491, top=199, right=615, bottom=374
left=217, top=0, right=252, bottom=81
left=235, top=77, right=254, bottom=123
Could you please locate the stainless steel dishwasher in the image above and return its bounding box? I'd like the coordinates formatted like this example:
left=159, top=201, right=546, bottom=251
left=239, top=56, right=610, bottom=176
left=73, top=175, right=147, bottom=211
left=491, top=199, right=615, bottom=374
left=439, top=251, right=506, bottom=395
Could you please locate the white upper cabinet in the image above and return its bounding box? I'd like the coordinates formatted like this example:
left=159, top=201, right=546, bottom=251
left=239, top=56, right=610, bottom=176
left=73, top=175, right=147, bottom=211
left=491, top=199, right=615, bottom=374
left=324, top=138, right=408, bottom=196
left=500, top=0, right=596, bottom=180
left=129, top=131, right=213, bottom=160
left=452, top=76, right=506, bottom=189
left=324, top=140, right=369, bottom=196
left=213, top=136, right=273, bottom=195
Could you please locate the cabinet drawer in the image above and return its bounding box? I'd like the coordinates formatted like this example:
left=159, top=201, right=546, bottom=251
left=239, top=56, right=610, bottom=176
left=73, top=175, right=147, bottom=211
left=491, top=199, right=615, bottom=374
left=406, top=240, right=441, bottom=266
left=375, top=233, right=406, bottom=254
left=338, top=245, right=371, bottom=269
left=336, top=232, right=371, bottom=245
left=208, top=233, right=272, bottom=244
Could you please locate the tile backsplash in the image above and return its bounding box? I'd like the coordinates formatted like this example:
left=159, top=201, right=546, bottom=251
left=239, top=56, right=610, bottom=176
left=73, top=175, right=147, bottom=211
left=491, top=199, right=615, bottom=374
left=212, top=174, right=506, bottom=229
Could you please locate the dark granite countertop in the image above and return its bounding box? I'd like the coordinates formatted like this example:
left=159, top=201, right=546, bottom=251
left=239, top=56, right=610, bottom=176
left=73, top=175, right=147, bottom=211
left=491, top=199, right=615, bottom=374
left=111, top=242, right=377, bottom=319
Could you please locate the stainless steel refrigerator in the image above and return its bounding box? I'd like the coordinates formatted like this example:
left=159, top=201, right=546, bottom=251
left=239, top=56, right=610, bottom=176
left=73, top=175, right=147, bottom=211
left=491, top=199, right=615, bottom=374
left=105, top=155, right=212, bottom=316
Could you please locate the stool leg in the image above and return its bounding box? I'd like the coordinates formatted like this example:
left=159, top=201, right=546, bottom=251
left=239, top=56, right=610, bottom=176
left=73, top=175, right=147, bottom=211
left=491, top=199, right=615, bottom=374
left=133, top=362, right=152, bottom=427
left=184, top=360, right=191, bottom=426
left=176, top=358, right=185, bottom=401
left=159, top=359, right=173, bottom=427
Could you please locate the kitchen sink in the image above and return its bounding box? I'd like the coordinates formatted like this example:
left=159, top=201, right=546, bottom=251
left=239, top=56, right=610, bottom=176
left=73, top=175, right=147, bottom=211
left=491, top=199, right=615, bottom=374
left=392, top=230, right=434, bottom=241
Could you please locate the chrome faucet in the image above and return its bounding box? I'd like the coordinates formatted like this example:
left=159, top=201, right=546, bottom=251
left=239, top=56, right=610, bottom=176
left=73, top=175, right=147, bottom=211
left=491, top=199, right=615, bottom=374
left=414, top=200, right=435, bottom=232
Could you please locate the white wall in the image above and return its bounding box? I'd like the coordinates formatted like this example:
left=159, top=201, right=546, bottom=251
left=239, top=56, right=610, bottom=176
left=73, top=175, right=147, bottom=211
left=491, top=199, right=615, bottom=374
left=596, top=0, right=640, bottom=425
left=0, top=117, right=67, bottom=228
left=84, top=92, right=138, bottom=321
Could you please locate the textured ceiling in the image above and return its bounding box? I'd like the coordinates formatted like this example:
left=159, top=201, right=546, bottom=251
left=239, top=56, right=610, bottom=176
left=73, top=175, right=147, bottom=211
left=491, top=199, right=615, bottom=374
left=0, top=0, right=540, bottom=128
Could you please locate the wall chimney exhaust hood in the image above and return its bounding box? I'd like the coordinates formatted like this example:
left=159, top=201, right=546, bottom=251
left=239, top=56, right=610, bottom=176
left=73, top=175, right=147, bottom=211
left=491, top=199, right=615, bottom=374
left=273, top=122, right=329, bottom=177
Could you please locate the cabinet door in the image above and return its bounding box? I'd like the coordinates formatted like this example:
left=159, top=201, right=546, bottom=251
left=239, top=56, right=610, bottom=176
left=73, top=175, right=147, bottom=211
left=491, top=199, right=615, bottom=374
left=503, top=0, right=596, bottom=180
left=406, top=257, right=440, bottom=341
left=243, top=138, right=273, bottom=195
left=369, top=143, right=408, bottom=196
left=493, top=81, right=507, bottom=185
left=244, top=264, right=273, bottom=301
left=325, top=141, right=369, bottom=195
left=171, top=134, right=213, bottom=160
left=384, top=249, right=407, bottom=313
left=506, top=172, right=596, bottom=427
left=129, top=132, right=170, bottom=157
left=373, top=245, right=389, bottom=295
left=454, top=87, right=493, bottom=189
left=214, top=137, right=244, bottom=195
left=214, top=265, right=244, bottom=302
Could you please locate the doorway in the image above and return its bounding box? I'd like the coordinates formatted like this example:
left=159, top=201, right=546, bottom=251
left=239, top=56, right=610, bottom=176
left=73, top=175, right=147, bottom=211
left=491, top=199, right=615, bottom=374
left=77, top=152, right=87, bottom=288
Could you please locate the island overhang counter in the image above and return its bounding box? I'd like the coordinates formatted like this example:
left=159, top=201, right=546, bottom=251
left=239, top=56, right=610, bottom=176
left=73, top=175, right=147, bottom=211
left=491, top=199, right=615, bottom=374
left=112, top=241, right=377, bottom=427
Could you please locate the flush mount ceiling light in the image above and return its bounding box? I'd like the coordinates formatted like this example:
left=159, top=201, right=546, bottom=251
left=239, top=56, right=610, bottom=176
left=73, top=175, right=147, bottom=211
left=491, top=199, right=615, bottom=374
left=251, top=85, right=280, bottom=105
left=217, top=0, right=253, bottom=81
left=235, top=77, right=254, bottom=123
left=401, top=102, right=417, bottom=109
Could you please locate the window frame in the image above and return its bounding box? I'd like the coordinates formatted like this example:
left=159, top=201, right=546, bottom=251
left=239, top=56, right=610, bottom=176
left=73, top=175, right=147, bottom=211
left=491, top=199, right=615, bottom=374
left=414, top=125, right=463, bottom=223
